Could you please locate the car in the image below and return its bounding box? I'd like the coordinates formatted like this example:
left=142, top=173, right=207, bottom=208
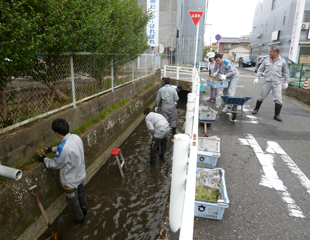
left=238, top=56, right=256, bottom=67
left=254, top=56, right=306, bottom=78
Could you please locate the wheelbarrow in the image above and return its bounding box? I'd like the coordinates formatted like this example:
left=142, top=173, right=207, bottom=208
left=220, top=96, right=252, bottom=120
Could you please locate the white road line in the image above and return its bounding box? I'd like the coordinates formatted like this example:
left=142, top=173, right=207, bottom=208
left=267, top=141, right=310, bottom=196
left=239, top=134, right=305, bottom=218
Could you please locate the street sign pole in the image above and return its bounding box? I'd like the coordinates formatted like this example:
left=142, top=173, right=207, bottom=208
left=194, top=20, right=200, bottom=69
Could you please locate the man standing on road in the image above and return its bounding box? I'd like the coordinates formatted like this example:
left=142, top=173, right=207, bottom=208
left=37, top=118, right=88, bottom=223
left=252, top=46, right=289, bottom=122
left=214, top=54, right=239, bottom=111
left=155, top=77, right=179, bottom=135
left=144, top=108, right=170, bottom=165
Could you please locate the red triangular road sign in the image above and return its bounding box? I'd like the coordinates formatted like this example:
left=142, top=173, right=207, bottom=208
left=188, top=11, right=204, bottom=26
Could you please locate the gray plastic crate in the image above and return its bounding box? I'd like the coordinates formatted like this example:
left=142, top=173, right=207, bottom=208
left=197, top=137, right=220, bottom=168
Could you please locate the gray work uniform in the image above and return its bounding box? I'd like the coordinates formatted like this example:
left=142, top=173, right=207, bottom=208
left=214, top=59, right=239, bottom=96
left=256, top=55, right=289, bottom=104
left=156, top=84, right=179, bottom=128
left=209, top=61, right=218, bottom=98
left=145, top=112, right=170, bottom=139
left=44, top=133, right=86, bottom=188
left=44, top=133, right=87, bottom=222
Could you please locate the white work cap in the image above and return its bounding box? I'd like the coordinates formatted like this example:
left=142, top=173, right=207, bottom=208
left=207, top=52, right=215, bottom=58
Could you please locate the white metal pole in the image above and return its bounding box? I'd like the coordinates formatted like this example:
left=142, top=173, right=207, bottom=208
left=164, top=65, right=167, bottom=77
left=70, top=56, right=76, bottom=108
left=111, top=59, right=114, bottom=92
left=169, top=134, right=190, bottom=232
left=194, top=21, right=200, bottom=69
left=185, top=93, right=196, bottom=136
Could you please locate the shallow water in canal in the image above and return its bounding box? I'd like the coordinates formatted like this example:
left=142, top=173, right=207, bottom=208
left=39, top=92, right=187, bottom=240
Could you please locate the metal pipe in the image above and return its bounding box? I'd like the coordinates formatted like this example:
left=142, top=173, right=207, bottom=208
left=169, top=134, right=190, bottom=232
left=0, top=165, right=22, bottom=180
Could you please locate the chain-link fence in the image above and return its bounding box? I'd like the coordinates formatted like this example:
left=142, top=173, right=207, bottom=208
left=288, top=64, right=310, bottom=90
left=0, top=53, right=160, bottom=131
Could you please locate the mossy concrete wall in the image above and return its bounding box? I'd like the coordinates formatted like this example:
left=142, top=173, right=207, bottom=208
left=0, top=69, right=162, bottom=240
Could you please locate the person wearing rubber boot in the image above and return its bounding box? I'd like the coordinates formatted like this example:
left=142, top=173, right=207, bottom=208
left=155, top=77, right=179, bottom=136
left=213, top=54, right=239, bottom=112
left=37, top=118, right=88, bottom=223
left=252, top=46, right=289, bottom=122
left=207, top=51, right=218, bottom=103
left=144, top=108, right=170, bottom=165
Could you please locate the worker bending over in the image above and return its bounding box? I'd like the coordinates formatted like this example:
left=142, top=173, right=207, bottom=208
left=144, top=108, right=170, bottom=165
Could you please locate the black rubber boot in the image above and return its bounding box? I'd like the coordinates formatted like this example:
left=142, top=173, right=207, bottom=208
left=77, top=184, right=88, bottom=217
left=159, top=137, right=168, bottom=159
left=64, top=187, right=85, bottom=223
left=150, top=138, right=160, bottom=165
left=172, top=127, right=176, bottom=135
left=274, top=103, right=282, bottom=122
left=252, top=100, right=262, bottom=114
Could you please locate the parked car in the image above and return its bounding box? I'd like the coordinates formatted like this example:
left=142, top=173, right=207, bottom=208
left=254, top=56, right=306, bottom=78
left=238, top=56, right=256, bottom=67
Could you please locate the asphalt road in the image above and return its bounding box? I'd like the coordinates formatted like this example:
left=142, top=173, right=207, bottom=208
left=190, top=67, right=310, bottom=240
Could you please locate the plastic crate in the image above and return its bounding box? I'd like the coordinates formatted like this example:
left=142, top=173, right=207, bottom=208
left=199, top=106, right=217, bottom=121
left=195, top=168, right=229, bottom=220
left=200, top=84, right=206, bottom=92
left=197, top=137, right=220, bottom=168
left=206, top=78, right=229, bottom=89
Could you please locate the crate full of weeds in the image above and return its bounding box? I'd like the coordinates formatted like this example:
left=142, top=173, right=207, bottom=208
left=195, top=168, right=229, bottom=220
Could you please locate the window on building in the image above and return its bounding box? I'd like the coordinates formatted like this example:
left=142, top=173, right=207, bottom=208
left=273, top=16, right=276, bottom=29
left=283, top=11, right=286, bottom=25
left=303, top=10, right=310, bottom=22
left=272, top=0, right=276, bottom=10
left=224, top=43, right=232, bottom=49
left=266, top=21, right=268, bottom=32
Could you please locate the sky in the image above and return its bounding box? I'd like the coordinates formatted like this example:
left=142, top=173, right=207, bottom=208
left=204, top=0, right=262, bottom=45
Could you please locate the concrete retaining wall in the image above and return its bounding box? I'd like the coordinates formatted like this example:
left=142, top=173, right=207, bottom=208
left=284, top=86, right=310, bottom=104
left=0, top=70, right=162, bottom=240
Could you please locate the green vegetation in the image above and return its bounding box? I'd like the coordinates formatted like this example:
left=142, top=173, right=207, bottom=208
left=195, top=183, right=220, bottom=202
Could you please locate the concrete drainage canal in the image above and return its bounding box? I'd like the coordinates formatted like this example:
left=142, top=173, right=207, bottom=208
left=38, top=92, right=188, bottom=240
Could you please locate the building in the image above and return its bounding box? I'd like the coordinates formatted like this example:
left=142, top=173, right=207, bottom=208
left=217, top=35, right=251, bottom=61
left=250, top=0, right=310, bottom=63
left=138, top=0, right=207, bottom=66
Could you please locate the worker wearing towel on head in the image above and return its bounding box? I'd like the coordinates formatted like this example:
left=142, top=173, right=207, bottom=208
left=207, top=51, right=218, bottom=103
left=144, top=108, right=170, bottom=165
left=155, top=77, right=179, bottom=135
left=37, top=118, right=88, bottom=223
left=252, top=45, right=289, bottom=122
left=213, top=54, right=240, bottom=112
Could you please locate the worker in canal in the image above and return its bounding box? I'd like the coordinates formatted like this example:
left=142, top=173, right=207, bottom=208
left=144, top=108, right=170, bottom=165
left=37, top=118, right=88, bottom=223
left=252, top=45, right=289, bottom=122
left=154, top=77, right=179, bottom=136
left=213, top=54, right=239, bottom=112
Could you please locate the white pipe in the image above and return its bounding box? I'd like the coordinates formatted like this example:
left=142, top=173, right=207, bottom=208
left=191, top=82, right=198, bottom=93
left=169, top=134, right=190, bottom=232
left=0, top=165, right=22, bottom=180
left=185, top=102, right=195, bottom=136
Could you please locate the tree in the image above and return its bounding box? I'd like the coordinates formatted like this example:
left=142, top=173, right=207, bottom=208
left=0, top=0, right=44, bottom=121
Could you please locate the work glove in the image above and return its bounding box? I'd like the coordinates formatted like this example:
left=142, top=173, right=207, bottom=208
left=219, top=74, right=226, bottom=80
left=253, top=78, right=259, bottom=85
left=150, top=134, right=153, bottom=140
left=175, top=102, right=177, bottom=105
left=45, top=147, right=53, bottom=154
left=37, top=155, right=47, bottom=163
left=154, top=107, right=158, bottom=112
left=283, top=83, right=288, bottom=89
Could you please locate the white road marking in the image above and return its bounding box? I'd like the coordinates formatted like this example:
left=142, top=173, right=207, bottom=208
left=239, top=134, right=305, bottom=218
left=267, top=141, right=310, bottom=196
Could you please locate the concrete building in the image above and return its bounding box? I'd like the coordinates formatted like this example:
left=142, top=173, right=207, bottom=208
left=250, top=0, right=310, bottom=63
left=138, top=0, right=207, bottom=66
left=217, top=35, right=251, bottom=61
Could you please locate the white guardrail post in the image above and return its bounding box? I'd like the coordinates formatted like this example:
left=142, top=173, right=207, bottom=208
left=177, top=66, right=180, bottom=80
left=164, top=65, right=167, bottom=77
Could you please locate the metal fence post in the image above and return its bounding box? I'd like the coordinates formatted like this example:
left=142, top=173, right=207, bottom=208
left=177, top=66, right=180, bottom=80
left=164, top=65, right=167, bottom=77
left=70, top=56, right=76, bottom=108
left=111, top=58, right=114, bottom=92
left=132, top=60, right=135, bottom=84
